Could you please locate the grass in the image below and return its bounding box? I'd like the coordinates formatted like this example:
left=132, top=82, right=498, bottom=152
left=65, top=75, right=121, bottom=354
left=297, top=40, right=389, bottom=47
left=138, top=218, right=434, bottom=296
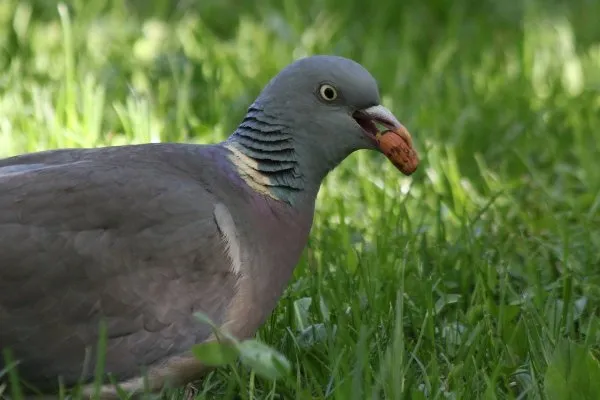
left=1, top=0, right=600, bottom=398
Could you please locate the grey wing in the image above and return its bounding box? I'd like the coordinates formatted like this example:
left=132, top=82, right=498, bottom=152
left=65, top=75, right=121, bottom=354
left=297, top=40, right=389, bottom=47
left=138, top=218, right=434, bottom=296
left=0, top=153, right=237, bottom=389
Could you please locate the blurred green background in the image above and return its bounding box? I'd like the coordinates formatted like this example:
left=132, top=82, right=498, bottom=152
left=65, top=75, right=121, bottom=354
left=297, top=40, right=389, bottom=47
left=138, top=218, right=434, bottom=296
left=1, top=0, right=600, bottom=399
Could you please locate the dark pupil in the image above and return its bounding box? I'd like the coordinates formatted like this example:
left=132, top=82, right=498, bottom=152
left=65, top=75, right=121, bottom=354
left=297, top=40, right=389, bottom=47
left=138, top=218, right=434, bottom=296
left=324, top=87, right=334, bottom=99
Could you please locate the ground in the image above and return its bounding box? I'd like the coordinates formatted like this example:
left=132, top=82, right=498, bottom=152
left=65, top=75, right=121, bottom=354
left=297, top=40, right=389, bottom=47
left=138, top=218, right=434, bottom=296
left=1, top=0, right=600, bottom=399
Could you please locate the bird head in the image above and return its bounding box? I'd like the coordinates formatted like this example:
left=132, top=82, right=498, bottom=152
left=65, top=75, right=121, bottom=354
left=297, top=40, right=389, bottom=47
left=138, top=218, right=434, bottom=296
left=253, top=55, right=419, bottom=178
left=227, top=55, right=420, bottom=203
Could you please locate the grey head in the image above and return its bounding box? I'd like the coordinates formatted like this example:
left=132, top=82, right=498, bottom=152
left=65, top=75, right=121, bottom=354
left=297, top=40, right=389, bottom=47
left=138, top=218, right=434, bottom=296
left=225, top=55, right=414, bottom=205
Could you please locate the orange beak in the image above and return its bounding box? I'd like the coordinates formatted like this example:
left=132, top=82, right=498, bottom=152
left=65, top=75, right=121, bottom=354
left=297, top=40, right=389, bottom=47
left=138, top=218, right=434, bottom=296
left=353, top=105, right=420, bottom=176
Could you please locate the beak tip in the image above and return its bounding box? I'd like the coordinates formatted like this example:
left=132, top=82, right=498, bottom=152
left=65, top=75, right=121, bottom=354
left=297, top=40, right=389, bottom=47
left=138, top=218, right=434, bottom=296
left=362, top=104, right=402, bottom=129
left=361, top=104, right=420, bottom=176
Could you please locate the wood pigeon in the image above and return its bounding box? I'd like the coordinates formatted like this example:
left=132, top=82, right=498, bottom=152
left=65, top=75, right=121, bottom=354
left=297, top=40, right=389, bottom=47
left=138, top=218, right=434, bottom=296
left=0, top=55, right=418, bottom=398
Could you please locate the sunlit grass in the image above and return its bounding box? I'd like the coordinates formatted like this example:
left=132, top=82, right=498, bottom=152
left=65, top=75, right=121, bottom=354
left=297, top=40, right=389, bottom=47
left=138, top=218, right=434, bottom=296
left=1, top=0, right=600, bottom=398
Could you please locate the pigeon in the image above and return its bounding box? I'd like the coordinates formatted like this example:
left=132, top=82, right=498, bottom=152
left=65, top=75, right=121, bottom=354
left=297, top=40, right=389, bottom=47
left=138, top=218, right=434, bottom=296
left=0, top=55, right=419, bottom=398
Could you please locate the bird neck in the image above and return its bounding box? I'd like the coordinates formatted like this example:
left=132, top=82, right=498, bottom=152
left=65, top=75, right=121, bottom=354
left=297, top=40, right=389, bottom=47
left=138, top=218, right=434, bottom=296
left=224, top=104, right=313, bottom=206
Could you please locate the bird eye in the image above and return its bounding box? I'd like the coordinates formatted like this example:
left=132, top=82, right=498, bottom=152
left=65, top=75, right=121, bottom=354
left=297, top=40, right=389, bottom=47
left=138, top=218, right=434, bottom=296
left=319, top=84, right=338, bottom=101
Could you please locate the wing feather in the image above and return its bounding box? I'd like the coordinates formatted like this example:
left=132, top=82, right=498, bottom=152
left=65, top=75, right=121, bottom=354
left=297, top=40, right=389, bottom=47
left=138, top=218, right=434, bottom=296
left=0, top=145, right=238, bottom=388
